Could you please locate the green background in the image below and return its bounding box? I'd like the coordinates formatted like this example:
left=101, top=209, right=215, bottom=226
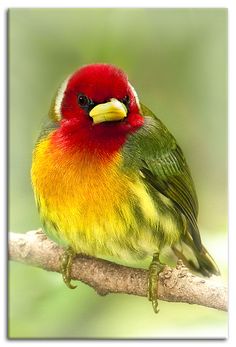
left=9, top=8, right=227, bottom=339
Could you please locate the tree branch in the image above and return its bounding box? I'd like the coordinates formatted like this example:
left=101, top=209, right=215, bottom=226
left=8, top=230, right=227, bottom=312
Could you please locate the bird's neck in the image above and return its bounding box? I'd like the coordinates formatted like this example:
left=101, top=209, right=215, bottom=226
left=51, top=115, right=144, bottom=159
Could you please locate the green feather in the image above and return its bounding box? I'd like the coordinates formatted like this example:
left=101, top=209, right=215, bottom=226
left=122, top=103, right=220, bottom=276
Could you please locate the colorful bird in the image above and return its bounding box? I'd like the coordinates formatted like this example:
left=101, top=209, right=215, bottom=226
left=31, top=63, right=220, bottom=312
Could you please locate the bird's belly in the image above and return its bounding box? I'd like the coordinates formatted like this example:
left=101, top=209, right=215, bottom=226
left=38, top=178, right=181, bottom=261
left=39, top=176, right=161, bottom=260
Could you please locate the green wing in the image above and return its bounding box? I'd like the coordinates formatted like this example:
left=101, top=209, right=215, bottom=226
left=123, top=103, right=220, bottom=275
left=125, top=103, right=202, bottom=250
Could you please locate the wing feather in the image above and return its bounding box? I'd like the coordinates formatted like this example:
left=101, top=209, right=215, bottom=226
left=123, top=103, right=202, bottom=250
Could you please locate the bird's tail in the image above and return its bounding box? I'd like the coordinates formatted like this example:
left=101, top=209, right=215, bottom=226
left=194, top=245, right=220, bottom=277
left=172, top=234, right=220, bottom=277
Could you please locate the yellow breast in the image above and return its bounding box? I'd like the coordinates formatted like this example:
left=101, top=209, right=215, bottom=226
left=31, top=133, right=162, bottom=259
left=32, top=131, right=183, bottom=261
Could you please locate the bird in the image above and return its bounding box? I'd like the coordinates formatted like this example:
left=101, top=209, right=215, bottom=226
left=31, top=63, right=220, bottom=313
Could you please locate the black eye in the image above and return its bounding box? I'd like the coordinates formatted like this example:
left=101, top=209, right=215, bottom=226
left=121, top=95, right=130, bottom=106
left=78, top=94, right=90, bottom=107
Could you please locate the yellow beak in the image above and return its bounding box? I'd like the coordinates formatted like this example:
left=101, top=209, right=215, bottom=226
left=89, top=98, right=127, bottom=124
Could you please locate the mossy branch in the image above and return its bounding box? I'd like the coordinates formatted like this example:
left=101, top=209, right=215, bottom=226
left=9, top=230, right=227, bottom=312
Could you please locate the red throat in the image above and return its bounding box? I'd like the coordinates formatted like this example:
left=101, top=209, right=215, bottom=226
left=51, top=113, right=144, bottom=159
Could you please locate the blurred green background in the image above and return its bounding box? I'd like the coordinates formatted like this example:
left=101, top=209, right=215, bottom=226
left=9, top=8, right=227, bottom=339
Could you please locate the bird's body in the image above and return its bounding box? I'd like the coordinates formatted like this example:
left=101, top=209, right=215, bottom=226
left=31, top=64, right=219, bottom=311
left=32, top=114, right=184, bottom=261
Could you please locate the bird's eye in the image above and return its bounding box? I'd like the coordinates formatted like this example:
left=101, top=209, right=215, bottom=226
left=78, top=94, right=90, bottom=107
left=121, top=95, right=130, bottom=106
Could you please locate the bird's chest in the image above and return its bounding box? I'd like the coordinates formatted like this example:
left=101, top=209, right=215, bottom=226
left=32, top=137, right=160, bottom=257
left=33, top=142, right=126, bottom=214
left=63, top=154, right=132, bottom=223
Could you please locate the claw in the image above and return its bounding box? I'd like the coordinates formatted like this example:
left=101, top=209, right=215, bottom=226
left=60, top=247, right=77, bottom=289
left=148, top=252, right=164, bottom=313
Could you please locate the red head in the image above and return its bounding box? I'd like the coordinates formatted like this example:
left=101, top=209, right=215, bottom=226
left=51, top=64, right=144, bottom=154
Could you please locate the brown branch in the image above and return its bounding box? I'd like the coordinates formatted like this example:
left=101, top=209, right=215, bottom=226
left=8, top=230, right=227, bottom=312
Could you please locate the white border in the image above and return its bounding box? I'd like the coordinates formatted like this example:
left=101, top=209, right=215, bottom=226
left=0, top=0, right=233, bottom=8
left=1, top=1, right=235, bottom=346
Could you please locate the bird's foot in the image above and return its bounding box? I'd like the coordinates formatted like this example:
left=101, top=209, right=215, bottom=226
left=60, top=247, right=77, bottom=289
left=148, top=252, right=165, bottom=313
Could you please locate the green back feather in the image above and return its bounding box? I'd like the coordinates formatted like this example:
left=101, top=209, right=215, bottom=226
left=122, top=103, right=220, bottom=275
left=123, top=103, right=202, bottom=250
